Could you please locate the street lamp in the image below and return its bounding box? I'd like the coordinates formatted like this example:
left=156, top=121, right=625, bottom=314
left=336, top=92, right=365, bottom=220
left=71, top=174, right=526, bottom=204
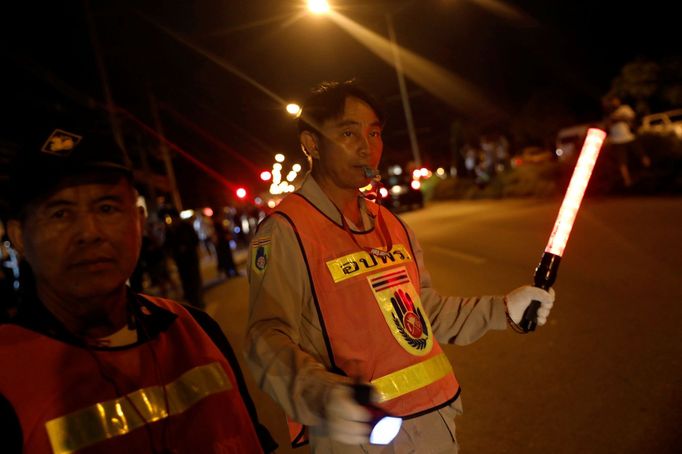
left=307, top=0, right=331, bottom=15
left=275, top=153, right=285, bottom=163
left=305, top=2, right=422, bottom=167
left=385, top=12, right=421, bottom=167
left=286, top=103, right=302, bottom=117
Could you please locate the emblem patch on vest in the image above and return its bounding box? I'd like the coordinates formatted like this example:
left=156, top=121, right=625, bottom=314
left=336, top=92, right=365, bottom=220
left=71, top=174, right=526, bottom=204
left=368, top=267, right=433, bottom=356
left=251, top=237, right=271, bottom=274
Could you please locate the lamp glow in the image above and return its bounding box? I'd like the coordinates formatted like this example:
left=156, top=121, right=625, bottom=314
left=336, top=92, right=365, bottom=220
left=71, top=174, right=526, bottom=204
left=307, top=0, right=331, bottom=15
left=275, top=153, right=285, bottom=163
left=286, top=103, right=302, bottom=117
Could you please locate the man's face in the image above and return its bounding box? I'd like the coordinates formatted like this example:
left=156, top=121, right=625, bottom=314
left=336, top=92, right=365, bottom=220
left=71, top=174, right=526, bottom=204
left=9, top=177, right=142, bottom=302
left=311, top=96, right=383, bottom=190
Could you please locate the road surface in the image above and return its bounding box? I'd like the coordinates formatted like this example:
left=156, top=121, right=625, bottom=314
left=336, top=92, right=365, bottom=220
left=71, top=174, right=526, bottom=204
left=203, top=196, right=682, bottom=453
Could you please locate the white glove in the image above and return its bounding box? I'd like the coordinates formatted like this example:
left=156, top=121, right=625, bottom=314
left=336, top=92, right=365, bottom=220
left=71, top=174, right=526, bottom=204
left=505, top=285, right=555, bottom=327
left=324, top=384, right=372, bottom=445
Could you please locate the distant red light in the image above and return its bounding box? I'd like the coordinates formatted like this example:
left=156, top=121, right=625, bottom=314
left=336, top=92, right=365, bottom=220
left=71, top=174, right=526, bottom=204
left=202, top=207, right=214, bottom=217
left=236, top=188, right=247, bottom=199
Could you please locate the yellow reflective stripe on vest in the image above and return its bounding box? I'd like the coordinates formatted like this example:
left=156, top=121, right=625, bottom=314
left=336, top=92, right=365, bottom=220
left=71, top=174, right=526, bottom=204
left=371, top=353, right=453, bottom=403
left=45, top=362, right=232, bottom=454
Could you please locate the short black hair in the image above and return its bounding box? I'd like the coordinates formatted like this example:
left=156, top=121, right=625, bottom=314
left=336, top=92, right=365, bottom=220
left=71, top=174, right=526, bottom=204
left=297, top=80, right=385, bottom=136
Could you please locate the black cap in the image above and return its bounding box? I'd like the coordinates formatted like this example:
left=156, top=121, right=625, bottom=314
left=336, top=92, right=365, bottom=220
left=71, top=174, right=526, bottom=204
left=8, top=123, right=133, bottom=217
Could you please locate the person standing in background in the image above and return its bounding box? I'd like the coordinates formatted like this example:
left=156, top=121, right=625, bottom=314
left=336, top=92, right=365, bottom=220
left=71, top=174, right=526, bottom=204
left=163, top=208, right=204, bottom=309
left=604, top=96, right=651, bottom=187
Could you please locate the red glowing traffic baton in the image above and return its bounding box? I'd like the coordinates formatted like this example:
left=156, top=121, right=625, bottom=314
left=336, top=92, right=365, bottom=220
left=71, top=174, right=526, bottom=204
left=520, top=128, right=607, bottom=332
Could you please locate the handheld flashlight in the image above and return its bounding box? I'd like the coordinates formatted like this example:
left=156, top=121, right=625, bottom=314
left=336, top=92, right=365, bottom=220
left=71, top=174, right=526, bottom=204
left=520, top=128, right=607, bottom=332
left=353, top=383, right=402, bottom=445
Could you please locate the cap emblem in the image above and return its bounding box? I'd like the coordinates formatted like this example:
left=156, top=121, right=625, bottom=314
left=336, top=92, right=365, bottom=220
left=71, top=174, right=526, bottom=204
left=41, top=129, right=83, bottom=156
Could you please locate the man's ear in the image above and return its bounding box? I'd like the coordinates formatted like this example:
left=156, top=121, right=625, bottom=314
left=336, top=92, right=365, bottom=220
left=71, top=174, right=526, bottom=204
left=7, top=220, right=25, bottom=257
left=300, top=131, right=320, bottom=160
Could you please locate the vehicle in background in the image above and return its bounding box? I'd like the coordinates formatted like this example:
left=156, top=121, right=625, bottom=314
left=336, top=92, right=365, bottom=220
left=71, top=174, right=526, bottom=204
left=511, top=146, right=554, bottom=167
left=555, top=122, right=605, bottom=161
left=638, top=109, right=682, bottom=139
left=382, top=175, right=424, bottom=212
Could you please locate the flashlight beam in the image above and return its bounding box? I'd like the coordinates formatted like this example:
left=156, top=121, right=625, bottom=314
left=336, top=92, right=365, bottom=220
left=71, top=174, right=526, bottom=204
left=136, top=11, right=288, bottom=107
left=160, top=103, right=260, bottom=173
left=118, top=107, right=241, bottom=192
left=326, top=11, right=502, bottom=118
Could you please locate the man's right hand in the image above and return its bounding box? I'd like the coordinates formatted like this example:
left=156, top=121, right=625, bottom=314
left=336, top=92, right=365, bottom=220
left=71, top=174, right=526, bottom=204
left=325, top=384, right=372, bottom=445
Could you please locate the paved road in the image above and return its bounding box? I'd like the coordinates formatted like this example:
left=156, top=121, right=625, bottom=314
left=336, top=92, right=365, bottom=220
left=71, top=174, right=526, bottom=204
left=202, top=197, right=682, bottom=453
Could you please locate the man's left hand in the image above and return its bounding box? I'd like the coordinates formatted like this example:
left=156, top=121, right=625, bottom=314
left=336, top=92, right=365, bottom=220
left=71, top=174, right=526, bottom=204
left=505, top=286, right=555, bottom=327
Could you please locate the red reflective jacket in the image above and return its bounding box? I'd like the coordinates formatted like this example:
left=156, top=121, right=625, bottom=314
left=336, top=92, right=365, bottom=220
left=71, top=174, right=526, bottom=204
left=0, top=296, right=262, bottom=454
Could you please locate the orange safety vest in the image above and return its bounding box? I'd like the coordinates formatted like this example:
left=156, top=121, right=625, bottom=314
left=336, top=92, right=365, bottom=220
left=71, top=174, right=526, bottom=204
left=274, top=194, right=460, bottom=446
left=0, top=296, right=263, bottom=454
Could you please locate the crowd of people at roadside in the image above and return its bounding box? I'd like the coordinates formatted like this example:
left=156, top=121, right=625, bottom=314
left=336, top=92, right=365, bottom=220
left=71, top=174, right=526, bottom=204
left=125, top=204, right=267, bottom=309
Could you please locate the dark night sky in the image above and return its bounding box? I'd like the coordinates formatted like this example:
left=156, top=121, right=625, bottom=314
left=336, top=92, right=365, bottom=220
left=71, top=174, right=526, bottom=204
left=1, top=0, right=679, bottom=208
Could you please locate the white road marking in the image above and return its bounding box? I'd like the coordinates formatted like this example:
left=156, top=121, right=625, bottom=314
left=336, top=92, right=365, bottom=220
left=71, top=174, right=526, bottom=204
left=428, top=245, right=487, bottom=264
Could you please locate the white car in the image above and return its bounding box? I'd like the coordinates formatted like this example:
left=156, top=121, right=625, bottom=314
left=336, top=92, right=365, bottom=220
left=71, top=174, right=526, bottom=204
left=638, top=109, right=682, bottom=139
left=555, top=123, right=604, bottom=161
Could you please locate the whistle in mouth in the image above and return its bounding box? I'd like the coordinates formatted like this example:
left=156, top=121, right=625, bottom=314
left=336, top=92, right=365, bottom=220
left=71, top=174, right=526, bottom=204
left=362, top=166, right=380, bottom=180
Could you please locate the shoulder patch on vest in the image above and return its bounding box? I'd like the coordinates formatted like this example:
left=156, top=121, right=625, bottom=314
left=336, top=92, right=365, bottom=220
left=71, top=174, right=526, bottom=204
left=251, top=237, right=271, bottom=274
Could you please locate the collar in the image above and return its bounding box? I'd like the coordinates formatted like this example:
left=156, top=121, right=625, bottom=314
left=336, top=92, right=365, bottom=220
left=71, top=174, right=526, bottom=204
left=8, top=287, right=177, bottom=348
left=297, top=175, right=377, bottom=230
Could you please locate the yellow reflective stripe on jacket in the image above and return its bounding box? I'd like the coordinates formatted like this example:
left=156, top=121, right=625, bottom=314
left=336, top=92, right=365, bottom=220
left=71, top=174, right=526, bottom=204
left=45, top=362, right=231, bottom=454
left=371, top=353, right=453, bottom=403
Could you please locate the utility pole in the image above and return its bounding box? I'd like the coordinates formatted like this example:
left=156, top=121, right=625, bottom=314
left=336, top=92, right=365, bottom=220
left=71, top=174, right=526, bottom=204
left=83, top=0, right=125, bottom=150
left=386, top=13, right=421, bottom=167
left=149, top=93, right=183, bottom=211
